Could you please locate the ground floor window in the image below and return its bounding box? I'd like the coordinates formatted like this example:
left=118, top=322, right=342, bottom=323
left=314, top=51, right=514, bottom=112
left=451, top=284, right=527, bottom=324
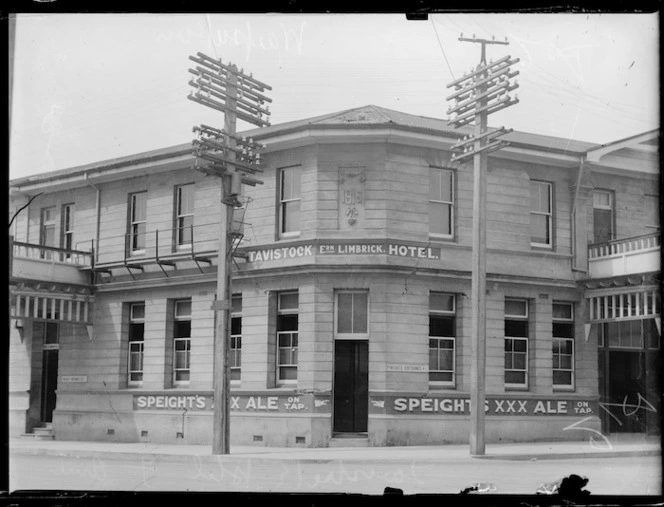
left=128, top=303, right=145, bottom=386
left=552, top=302, right=574, bottom=389
left=505, top=299, right=529, bottom=388
left=173, top=299, right=192, bottom=384
left=429, top=292, right=455, bottom=386
left=231, top=295, right=242, bottom=382
left=277, top=292, right=298, bottom=383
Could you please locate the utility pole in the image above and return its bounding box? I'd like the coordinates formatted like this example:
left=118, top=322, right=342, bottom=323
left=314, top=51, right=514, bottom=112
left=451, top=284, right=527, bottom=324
left=445, top=35, right=519, bottom=456
left=188, top=52, right=271, bottom=454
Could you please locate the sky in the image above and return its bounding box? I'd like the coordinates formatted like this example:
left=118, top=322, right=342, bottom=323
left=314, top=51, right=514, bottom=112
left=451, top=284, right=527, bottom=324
left=9, top=13, right=659, bottom=180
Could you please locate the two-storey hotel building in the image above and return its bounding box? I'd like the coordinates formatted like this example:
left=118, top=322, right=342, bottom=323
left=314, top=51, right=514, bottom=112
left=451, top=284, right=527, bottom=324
left=9, top=105, right=660, bottom=447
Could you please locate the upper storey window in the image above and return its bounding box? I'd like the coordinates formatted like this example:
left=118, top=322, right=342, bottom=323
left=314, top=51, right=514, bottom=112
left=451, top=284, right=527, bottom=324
left=39, top=206, right=56, bottom=260
left=429, top=167, right=454, bottom=238
left=279, top=166, right=301, bottom=238
left=530, top=181, right=552, bottom=248
left=593, top=190, right=614, bottom=244
left=128, top=192, right=147, bottom=255
left=175, top=184, right=195, bottom=249
left=61, top=204, right=74, bottom=260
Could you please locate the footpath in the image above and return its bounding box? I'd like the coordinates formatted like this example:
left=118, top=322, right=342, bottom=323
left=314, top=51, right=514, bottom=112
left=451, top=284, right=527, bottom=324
left=9, top=434, right=660, bottom=464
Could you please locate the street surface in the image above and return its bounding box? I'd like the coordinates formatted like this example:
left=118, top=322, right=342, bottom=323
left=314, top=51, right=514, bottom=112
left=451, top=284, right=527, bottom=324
left=9, top=453, right=661, bottom=495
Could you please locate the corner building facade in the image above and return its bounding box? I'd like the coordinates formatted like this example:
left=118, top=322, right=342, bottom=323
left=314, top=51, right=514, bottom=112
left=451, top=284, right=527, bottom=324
left=9, top=106, right=660, bottom=447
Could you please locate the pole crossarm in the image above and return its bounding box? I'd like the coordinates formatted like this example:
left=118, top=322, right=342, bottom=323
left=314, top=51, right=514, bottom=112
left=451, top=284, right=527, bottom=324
left=189, top=75, right=271, bottom=117
left=191, top=52, right=272, bottom=92
left=188, top=91, right=271, bottom=128
left=452, top=128, right=513, bottom=151
left=447, top=80, right=519, bottom=116
left=192, top=136, right=264, bottom=172
left=446, top=55, right=512, bottom=89
left=448, top=96, right=519, bottom=128
left=189, top=66, right=272, bottom=105
left=451, top=140, right=511, bottom=163
left=446, top=65, right=519, bottom=100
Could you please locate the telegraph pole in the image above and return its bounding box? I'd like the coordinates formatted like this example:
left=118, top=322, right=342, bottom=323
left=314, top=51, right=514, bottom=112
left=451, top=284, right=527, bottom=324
left=446, top=35, right=519, bottom=456
left=188, top=52, right=271, bottom=454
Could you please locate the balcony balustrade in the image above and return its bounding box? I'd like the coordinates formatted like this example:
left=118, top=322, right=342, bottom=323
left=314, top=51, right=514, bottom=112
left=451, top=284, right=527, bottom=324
left=587, top=232, right=660, bottom=279
left=11, top=241, right=94, bottom=286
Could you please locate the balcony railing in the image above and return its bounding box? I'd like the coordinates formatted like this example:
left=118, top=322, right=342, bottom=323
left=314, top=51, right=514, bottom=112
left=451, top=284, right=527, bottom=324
left=587, top=232, right=660, bottom=279
left=12, top=241, right=93, bottom=267
left=92, top=219, right=243, bottom=269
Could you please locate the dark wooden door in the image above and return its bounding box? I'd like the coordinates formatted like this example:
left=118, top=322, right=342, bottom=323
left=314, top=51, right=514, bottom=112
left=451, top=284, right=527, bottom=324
left=608, top=350, right=646, bottom=433
left=333, top=341, right=368, bottom=433
left=41, top=349, right=58, bottom=423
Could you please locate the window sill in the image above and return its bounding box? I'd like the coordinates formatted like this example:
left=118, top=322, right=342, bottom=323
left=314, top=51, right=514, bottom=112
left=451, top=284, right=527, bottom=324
left=278, top=233, right=301, bottom=241
left=276, top=381, right=297, bottom=387
left=553, top=386, right=575, bottom=392
left=428, top=383, right=456, bottom=390
left=429, top=234, right=455, bottom=242
left=530, top=244, right=553, bottom=251
left=505, top=385, right=529, bottom=391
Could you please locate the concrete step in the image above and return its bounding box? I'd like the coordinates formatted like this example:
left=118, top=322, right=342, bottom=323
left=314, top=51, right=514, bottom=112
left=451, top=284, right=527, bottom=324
left=19, top=432, right=55, bottom=441
left=33, top=427, right=54, bottom=437
left=329, top=436, right=370, bottom=448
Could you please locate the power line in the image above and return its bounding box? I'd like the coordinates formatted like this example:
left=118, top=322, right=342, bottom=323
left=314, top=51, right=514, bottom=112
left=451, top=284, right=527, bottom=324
left=430, top=18, right=455, bottom=81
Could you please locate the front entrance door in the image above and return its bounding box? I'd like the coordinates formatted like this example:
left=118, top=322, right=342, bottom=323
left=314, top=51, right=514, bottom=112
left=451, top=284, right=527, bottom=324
left=41, top=347, right=59, bottom=423
left=333, top=341, right=368, bottom=433
left=607, top=350, right=647, bottom=433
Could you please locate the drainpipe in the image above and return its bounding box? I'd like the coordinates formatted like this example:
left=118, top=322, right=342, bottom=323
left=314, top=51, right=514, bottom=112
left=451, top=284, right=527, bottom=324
left=571, top=157, right=587, bottom=272
left=84, top=173, right=101, bottom=263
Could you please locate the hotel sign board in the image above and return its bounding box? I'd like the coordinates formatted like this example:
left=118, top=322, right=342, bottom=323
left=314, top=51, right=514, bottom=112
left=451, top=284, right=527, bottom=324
left=244, top=240, right=441, bottom=263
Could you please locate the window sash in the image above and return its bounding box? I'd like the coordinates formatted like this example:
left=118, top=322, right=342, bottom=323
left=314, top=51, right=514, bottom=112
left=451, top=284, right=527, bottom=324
left=593, top=190, right=613, bottom=209
left=277, top=331, right=298, bottom=382
left=173, top=337, right=191, bottom=382
left=505, top=299, right=528, bottom=318
left=429, top=168, right=454, bottom=237
left=552, top=338, right=574, bottom=387
left=429, top=338, right=455, bottom=384
left=280, top=167, right=301, bottom=235
left=128, top=341, right=144, bottom=382
left=505, top=337, right=528, bottom=387
left=231, top=309, right=241, bottom=381
left=130, top=303, right=145, bottom=321
left=62, top=204, right=74, bottom=255
left=174, top=300, right=192, bottom=319
left=336, top=291, right=369, bottom=335
left=129, top=192, right=147, bottom=252
left=530, top=181, right=552, bottom=246
left=176, top=185, right=195, bottom=246
left=278, top=292, right=299, bottom=312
